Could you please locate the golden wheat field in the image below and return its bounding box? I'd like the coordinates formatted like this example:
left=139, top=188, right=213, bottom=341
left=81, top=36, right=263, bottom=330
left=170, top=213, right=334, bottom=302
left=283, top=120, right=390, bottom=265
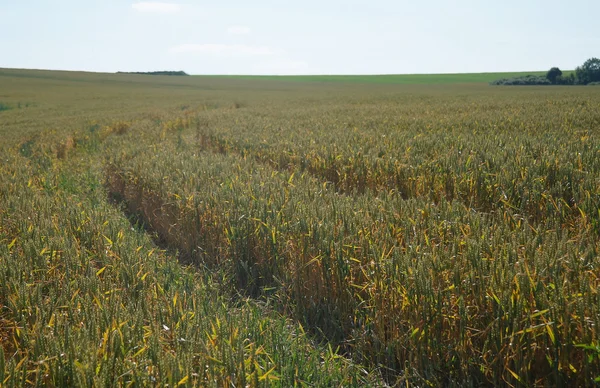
left=1, top=68, right=600, bottom=386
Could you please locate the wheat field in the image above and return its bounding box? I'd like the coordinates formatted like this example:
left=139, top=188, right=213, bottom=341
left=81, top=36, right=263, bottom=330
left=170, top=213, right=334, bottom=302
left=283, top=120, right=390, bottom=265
left=1, top=68, right=600, bottom=386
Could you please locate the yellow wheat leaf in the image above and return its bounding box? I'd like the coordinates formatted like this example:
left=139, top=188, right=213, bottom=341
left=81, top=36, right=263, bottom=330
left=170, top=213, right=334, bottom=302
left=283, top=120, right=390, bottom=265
left=507, top=368, right=523, bottom=384
left=259, top=366, right=279, bottom=381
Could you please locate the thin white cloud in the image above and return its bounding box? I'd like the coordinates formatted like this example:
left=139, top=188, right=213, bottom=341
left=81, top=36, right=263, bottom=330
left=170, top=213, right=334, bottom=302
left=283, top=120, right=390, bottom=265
left=170, top=44, right=274, bottom=56
left=227, top=26, right=251, bottom=35
left=132, top=2, right=181, bottom=13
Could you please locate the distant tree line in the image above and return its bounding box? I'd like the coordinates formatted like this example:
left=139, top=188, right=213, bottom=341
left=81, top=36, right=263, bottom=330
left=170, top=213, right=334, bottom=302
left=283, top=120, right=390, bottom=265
left=116, top=71, right=189, bottom=76
left=491, top=57, right=600, bottom=86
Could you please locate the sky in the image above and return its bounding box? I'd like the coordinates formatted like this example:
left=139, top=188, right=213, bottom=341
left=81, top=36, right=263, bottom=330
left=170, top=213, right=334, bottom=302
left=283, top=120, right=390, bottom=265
left=0, top=0, right=598, bottom=75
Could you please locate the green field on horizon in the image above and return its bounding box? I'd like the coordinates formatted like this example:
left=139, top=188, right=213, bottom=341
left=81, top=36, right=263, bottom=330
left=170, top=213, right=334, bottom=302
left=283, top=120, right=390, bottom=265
left=202, top=71, right=555, bottom=84
left=1, top=67, right=574, bottom=86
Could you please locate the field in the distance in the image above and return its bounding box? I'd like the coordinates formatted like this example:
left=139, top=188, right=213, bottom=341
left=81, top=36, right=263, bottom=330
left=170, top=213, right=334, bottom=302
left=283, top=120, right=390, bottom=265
left=204, top=71, right=556, bottom=84
left=1, top=68, right=599, bottom=387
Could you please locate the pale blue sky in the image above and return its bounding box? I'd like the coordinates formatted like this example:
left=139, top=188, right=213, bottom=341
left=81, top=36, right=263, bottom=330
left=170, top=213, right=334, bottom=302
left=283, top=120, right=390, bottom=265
left=1, top=0, right=598, bottom=75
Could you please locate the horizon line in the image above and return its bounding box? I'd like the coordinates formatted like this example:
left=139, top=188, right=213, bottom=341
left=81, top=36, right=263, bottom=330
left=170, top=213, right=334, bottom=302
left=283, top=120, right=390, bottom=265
left=0, top=66, right=564, bottom=77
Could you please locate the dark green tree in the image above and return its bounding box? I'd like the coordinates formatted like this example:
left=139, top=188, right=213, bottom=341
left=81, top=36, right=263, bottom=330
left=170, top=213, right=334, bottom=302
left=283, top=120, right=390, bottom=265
left=546, top=67, right=562, bottom=84
left=575, top=57, right=600, bottom=85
